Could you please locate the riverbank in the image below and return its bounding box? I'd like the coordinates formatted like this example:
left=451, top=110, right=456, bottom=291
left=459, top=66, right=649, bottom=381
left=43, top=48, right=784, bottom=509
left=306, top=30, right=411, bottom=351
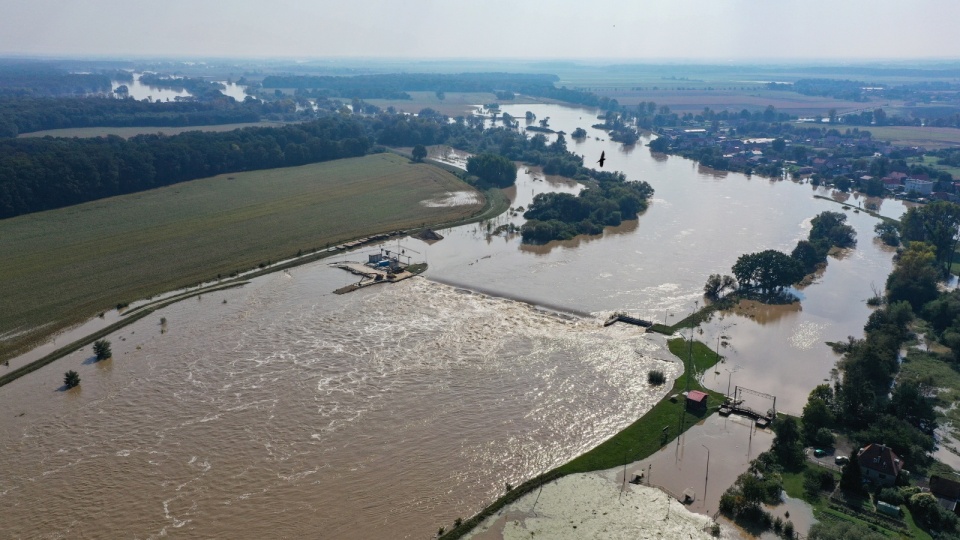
left=440, top=337, right=725, bottom=539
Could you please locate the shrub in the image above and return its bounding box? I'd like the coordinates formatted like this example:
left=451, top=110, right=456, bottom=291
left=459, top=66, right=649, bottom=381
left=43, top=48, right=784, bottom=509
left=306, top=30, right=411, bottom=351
left=877, top=487, right=904, bottom=506
left=648, top=370, right=666, bottom=385
left=782, top=520, right=794, bottom=538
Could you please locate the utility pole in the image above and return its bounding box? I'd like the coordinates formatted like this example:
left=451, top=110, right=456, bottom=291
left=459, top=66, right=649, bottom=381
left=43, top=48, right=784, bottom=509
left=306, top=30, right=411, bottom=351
left=701, top=444, right=711, bottom=510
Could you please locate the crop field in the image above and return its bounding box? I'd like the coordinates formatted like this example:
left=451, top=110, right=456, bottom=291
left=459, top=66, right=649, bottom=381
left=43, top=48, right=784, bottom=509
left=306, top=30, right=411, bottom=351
left=593, top=87, right=876, bottom=115
left=853, top=125, right=960, bottom=149
left=17, top=121, right=291, bottom=139
left=0, top=153, right=484, bottom=360
left=914, top=155, right=960, bottom=179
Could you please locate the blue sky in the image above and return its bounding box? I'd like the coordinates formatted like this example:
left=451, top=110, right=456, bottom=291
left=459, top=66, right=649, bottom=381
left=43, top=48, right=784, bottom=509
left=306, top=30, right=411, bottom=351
left=2, top=0, right=959, bottom=60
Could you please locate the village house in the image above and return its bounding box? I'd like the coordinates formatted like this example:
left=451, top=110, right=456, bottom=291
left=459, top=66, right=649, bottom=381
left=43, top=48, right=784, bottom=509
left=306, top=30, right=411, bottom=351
left=930, top=475, right=960, bottom=514
left=929, top=475, right=960, bottom=515
left=857, top=443, right=904, bottom=487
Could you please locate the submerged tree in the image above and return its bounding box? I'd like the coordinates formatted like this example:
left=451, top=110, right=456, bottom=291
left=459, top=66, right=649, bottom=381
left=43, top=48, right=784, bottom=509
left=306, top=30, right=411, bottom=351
left=64, top=370, right=80, bottom=389
left=93, top=339, right=112, bottom=361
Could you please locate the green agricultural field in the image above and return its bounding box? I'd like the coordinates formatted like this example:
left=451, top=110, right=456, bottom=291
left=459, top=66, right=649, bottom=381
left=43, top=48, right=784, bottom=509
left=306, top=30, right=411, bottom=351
left=0, top=153, right=485, bottom=361
left=16, top=121, right=291, bottom=139
left=915, top=155, right=960, bottom=179
left=857, top=126, right=960, bottom=149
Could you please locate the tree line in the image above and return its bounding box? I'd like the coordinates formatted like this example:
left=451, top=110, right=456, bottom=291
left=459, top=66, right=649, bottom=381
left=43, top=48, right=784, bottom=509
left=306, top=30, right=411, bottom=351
left=0, top=62, right=115, bottom=96
left=0, top=96, right=290, bottom=137
left=0, top=117, right=371, bottom=218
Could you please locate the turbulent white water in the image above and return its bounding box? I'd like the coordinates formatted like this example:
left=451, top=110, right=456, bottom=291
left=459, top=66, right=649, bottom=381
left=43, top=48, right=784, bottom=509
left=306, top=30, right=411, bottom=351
left=0, top=274, right=682, bottom=539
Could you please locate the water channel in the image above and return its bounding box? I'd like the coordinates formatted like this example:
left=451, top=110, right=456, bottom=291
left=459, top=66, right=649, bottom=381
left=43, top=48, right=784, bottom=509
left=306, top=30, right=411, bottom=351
left=0, top=103, right=910, bottom=538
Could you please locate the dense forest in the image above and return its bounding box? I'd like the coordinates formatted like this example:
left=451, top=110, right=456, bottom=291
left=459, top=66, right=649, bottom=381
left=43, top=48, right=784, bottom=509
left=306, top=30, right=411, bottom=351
left=0, top=97, right=289, bottom=137
left=0, top=117, right=371, bottom=218
left=0, top=63, right=117, bottom=96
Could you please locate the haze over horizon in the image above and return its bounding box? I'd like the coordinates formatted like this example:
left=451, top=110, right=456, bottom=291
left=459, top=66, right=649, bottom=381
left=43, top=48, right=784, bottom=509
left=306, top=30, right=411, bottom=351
left=3, top=0, right=960, bottom=62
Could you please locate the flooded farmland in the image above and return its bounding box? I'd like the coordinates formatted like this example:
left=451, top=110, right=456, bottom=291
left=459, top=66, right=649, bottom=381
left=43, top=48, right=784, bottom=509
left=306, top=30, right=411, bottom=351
left=0, top=103, right=909, bottom=538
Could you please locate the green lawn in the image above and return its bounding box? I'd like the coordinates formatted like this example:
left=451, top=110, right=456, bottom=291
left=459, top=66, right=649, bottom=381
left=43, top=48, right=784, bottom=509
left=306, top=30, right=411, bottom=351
left=0, top=153, right=486, bottom=361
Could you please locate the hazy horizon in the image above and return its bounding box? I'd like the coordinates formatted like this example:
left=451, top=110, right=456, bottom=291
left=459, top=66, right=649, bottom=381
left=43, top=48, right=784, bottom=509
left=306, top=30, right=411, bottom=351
left=2, top=0, right=959, bottom=62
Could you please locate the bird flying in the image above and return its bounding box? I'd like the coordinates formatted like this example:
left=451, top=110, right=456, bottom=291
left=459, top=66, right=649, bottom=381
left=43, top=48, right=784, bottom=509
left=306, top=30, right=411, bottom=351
left=597, top=151, right=606, bottom=168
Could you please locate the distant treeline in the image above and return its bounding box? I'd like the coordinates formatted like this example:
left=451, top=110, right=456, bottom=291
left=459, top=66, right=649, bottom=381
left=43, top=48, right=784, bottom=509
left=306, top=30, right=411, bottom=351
left=259, top=72, right=618, bottom=110
left=0, top=63, right=114, bottom=96
left=0, top=97, right=290, bottom=137
left=138, top=74, right=231, bottom=100
left=0, top=117, right=371, bottom=219
left=767, top=79, right=872, bottom=102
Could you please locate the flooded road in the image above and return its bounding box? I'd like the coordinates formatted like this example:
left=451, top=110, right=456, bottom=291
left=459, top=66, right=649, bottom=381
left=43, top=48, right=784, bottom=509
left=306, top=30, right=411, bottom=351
left=0, top=103, right=908, bottom=538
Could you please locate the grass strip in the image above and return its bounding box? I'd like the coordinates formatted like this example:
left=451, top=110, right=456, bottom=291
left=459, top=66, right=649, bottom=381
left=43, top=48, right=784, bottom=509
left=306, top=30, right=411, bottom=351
left=812, top=194, right=897, bottom=223
left=440, top=338, right=723, bottom=539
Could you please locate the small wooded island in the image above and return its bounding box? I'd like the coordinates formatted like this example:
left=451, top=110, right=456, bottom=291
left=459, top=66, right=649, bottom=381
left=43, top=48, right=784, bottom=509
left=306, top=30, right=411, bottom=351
left=520, top=171, right=654, bottom=243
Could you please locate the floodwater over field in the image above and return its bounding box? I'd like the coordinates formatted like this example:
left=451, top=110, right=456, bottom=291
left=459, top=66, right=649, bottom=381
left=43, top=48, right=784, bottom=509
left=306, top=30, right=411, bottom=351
left=110, top=74, right=253, bottom=102
left=113, top=73, right=192, bottom=101
left=0, top=103, right=910, bottom=538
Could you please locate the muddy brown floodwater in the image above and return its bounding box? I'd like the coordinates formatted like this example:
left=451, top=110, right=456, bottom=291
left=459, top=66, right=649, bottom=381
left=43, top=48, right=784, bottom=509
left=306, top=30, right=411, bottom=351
left=0, top=103, right=909, bottom=538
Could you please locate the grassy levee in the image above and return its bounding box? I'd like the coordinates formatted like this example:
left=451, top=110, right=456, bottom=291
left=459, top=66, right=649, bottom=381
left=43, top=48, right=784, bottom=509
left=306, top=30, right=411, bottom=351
left=812, top=194, right=895, bottom=222
left=648, top=297, right=736, bottom=335
left=0, top=153, right=493, bottom=363
left=440, top=338, right=724, bottom=539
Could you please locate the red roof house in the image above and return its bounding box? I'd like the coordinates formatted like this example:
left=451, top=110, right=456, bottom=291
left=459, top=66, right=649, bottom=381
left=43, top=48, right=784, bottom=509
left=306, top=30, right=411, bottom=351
left=857, top=443, right=903, bottom=487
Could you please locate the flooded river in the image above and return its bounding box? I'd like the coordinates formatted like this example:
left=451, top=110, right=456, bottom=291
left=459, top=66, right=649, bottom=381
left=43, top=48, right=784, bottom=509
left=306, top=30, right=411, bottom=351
left=0, top=103, right=909, bottom=538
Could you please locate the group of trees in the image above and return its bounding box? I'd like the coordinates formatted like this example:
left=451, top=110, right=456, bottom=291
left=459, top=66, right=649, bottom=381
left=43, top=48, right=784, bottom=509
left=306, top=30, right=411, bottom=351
left=800, top=300, right=935, bottom=469
left=520, top=172, right=653, bottom=243
left=723, top=211, right=856, bottom=298
left=878, top=201, right=960, bottom=309
left=61, top=339, right=112, bottom=390
left=465, top=153, right=516, bottom=188
left=718, top=452, right=785, bottom=526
